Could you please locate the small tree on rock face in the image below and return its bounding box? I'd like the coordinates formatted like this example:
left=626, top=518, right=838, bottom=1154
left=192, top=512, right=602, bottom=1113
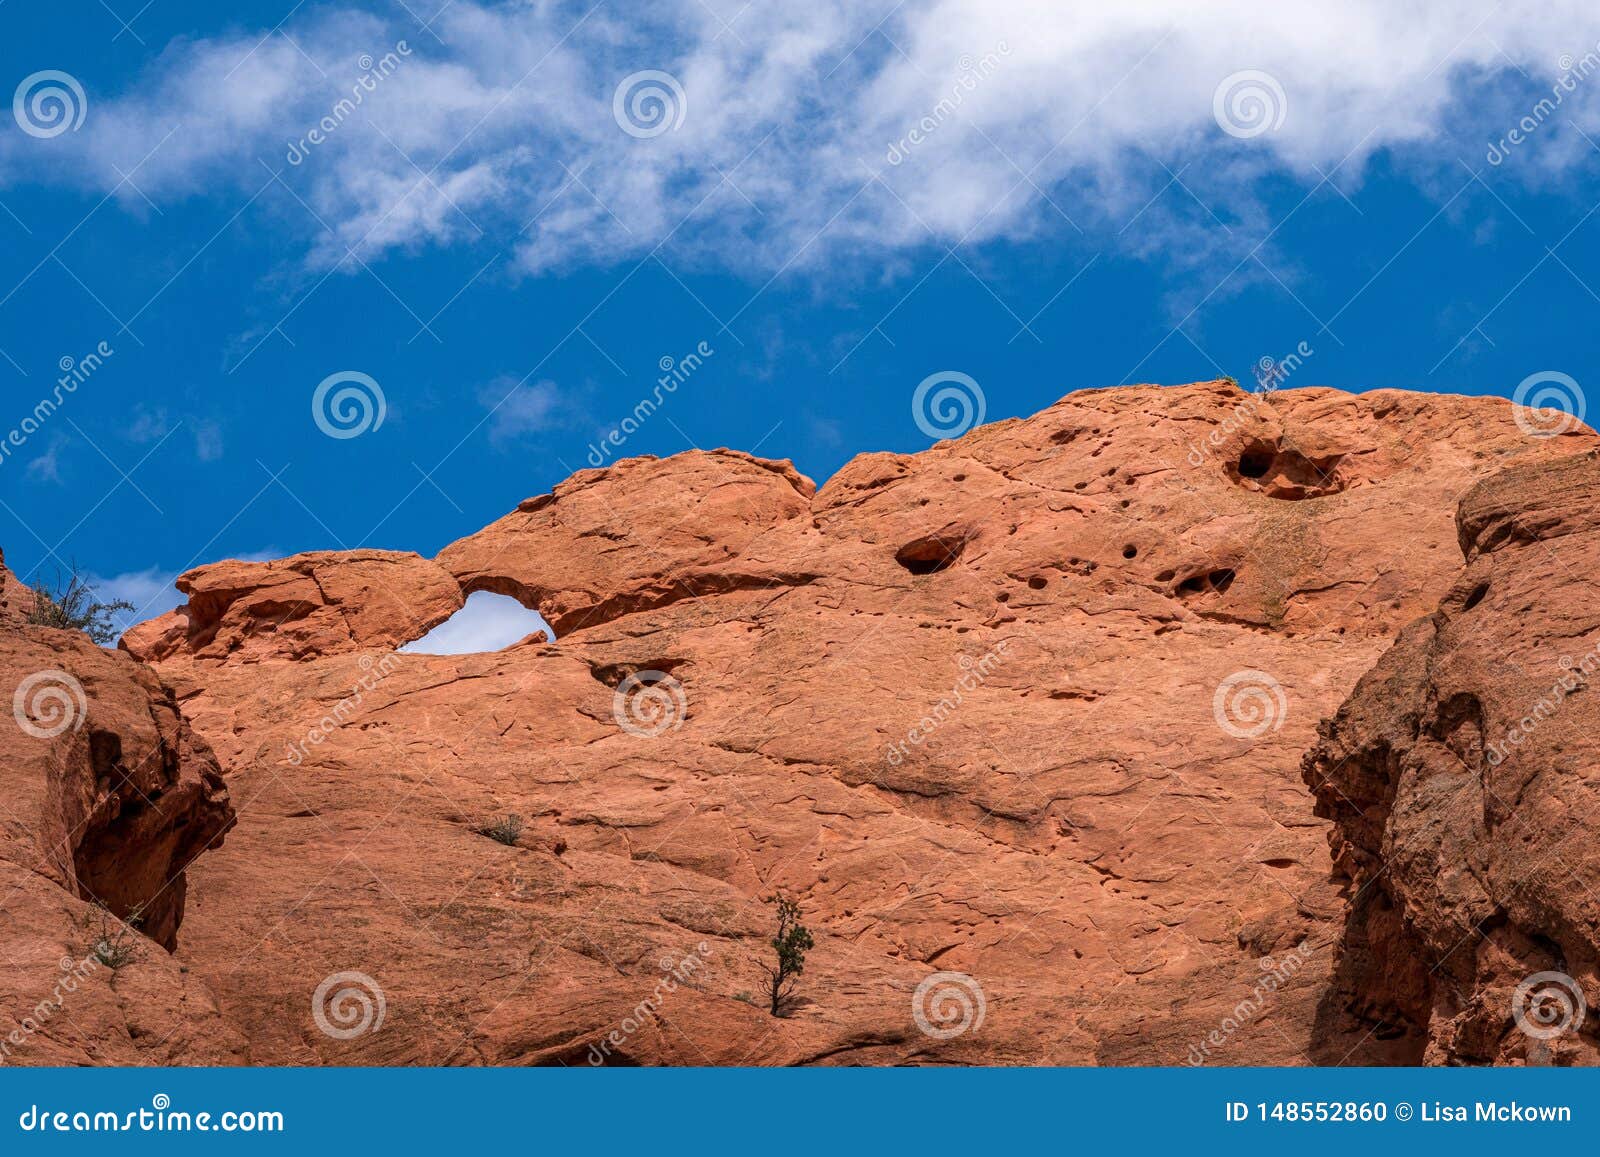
left=27, top=565, right=133, bottom=646
left=761, top=894, right=813, bottom=1017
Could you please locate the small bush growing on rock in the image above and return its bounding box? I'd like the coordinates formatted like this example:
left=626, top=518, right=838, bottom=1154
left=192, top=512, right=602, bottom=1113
left=27, top=565, right=133, bottom=646
left=761, top=894, right=813, bottom=1017
left=475, top=814, right=525, bottom=846
left=82, top=905, right=138, bottom=970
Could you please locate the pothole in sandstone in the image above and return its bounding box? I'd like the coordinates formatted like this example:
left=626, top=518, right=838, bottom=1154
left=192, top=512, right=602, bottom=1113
left=1226, top=438, right=1346, bottom=499
left=399, top=590, right=555, bottom=654
left=894, top=532, right=968, bottom=575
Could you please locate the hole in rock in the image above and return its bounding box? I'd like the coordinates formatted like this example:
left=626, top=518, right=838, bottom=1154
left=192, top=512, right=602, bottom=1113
left=1462, top=582, right=1489, bottom=611
left=895, top=533, right=967, bottom=575
left=1122, top=544, right=1138, bottom=560
left=1027, top=575, right=1048, bottom=590
left=1237, top=449, right=1273, bottom=479
left=400, top=591, right=555, bottom=655
left=1228, top=438, right=1346, bottom=499
left=1176, top=568, right=1237, bottom=597
left=588, top=658, right=686, bottom=689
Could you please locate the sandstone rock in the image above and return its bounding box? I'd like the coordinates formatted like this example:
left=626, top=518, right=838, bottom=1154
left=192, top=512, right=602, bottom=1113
left=122, top=550, right=463, bottom=665
left=1304, top=448, right=1600, bottom=1065
left=0, top=558, right=241, bottom=1065
left=7, top=380, right=1593, bottom=1066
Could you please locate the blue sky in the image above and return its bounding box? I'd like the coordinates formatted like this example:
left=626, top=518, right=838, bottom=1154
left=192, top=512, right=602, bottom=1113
left=2, top=1, right=1599, bottom=643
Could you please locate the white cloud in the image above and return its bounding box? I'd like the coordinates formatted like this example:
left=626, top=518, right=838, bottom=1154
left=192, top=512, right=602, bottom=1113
left=5, top=2, right=1596, bottom=279
left=483, top=377, right=562, bottom=445
left=400, top=589, right=554, bottom=653
left=193, top=419, right=224, bottom=461
left=127, top=406, right=171, bottom=443
left=86, top=565, right=188, bottom=635
left=26, top=437, right=64, bottom=483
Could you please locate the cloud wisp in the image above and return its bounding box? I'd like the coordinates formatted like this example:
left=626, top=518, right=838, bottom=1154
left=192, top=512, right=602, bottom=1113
left=7, top=2, right=1598, bottom=282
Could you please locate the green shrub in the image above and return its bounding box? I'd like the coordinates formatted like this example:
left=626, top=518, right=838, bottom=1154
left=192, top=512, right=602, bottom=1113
left=761, top=895, right=813, bottom=1016
left=475, top=813, right=525, bottom=846
left=27, top=564, right=133, bottom=645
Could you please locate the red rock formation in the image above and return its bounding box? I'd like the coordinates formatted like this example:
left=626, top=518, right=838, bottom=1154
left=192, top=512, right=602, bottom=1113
left=124, top=550, right=463, bottom=665
left=0, top=559, right=240, bottom=1065
left=1304, top=449, right=1600, bottom=1065
left=5, top=379, right=1593, bottom=1066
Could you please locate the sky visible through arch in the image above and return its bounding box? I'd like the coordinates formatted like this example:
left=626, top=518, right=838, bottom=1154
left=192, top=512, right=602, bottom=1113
left=3, top=1, right=1600, bottom=644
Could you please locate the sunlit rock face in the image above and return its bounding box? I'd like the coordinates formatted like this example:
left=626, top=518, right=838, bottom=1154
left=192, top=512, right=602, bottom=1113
left=6, top=380, right=1593, bottom=1066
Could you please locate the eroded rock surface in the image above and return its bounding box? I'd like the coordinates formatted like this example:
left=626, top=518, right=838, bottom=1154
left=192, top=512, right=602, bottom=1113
left=0, top=558, right=240, bottom=1065
left=124, top=550, right=464, bottom=666
left=6, top=379, right=1592, bottom=1066
left=1304, top=449, right=1600, bottom=1065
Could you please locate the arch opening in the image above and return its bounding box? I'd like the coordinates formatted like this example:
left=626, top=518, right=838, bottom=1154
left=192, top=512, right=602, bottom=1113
left=399, top=590, right=555, bottom=654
